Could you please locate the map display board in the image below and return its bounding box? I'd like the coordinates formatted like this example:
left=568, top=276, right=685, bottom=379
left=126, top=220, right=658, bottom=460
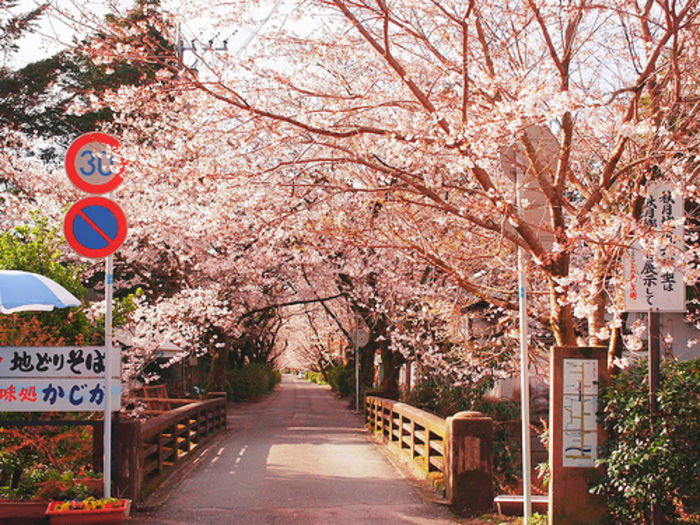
left=562, top=359, right=599, bottom=467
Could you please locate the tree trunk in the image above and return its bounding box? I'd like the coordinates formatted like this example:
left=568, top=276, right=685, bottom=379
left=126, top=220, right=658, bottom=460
left=360, top=345, right=374, bottom=391
left=548, top=253, right=578, bottom=346
left=11, top=468, right=21, bottom=490
left=587, top=248, right=609, bottom=346
left=206, top=341, right=230, bottom=392
left=318, top=356, right=330, bottom=383
left=379, top=345, right=402, bottom=399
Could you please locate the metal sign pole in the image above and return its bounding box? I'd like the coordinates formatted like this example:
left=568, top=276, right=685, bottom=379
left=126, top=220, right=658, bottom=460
left=103, top=255, right=114, bottom=498
left=516, top=178, right=532, bottom=522
left=648, top=308, right=662, bottom=524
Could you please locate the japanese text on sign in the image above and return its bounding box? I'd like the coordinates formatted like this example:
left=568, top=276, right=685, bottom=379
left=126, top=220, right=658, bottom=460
left=0, top=347, right=119, bottom=378
left=624, top=183, right=685, bottom=312
left=0, top=379, right=121, bottom=412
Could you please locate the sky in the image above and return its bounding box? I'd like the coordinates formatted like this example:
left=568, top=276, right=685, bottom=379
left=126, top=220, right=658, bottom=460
left=7, top=0, right=291, bottom=70
left=6, top=1, right=98, bottom=68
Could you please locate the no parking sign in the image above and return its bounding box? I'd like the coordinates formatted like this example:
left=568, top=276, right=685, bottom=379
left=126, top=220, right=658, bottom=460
left=64, top=197, right=127, bottom=258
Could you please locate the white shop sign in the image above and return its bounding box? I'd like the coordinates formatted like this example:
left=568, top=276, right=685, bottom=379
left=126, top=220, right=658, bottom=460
left=0, top=378, right=121, bottom=412
left=0, top=346, right=119, bottom=378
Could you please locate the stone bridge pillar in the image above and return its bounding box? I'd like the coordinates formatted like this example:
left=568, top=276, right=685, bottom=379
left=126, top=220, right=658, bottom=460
left=445, top=411, right=494, bottom=514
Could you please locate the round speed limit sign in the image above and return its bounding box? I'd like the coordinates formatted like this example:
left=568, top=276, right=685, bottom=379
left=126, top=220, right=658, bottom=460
left=65, top=133, right=125, bottom=194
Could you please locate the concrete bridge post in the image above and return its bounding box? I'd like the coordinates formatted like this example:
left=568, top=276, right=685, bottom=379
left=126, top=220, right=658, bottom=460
left=445, top=411, right=494, bottom=514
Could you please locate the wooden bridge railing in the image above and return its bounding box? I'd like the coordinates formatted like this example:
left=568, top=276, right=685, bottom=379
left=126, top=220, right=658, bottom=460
left=365, top=395, right=494, bottom=515
left=365, top=396, right=447, bottom=475
left=116, top=396, right=227, bottom=502
left=132, top=384, right=194, bottom=414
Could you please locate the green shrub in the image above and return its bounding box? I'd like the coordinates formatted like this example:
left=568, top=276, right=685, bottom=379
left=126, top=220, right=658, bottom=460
left=326, top=364, right=354, bottom=397
left=592, top=358, right=699, bottom=524
left=402, top=374, right=526, bottom=492
left=304, top=371, right=327, bottom=385
left=477, top=399, right=524, bottom=492
left=225, top=363, right=280, bottom=402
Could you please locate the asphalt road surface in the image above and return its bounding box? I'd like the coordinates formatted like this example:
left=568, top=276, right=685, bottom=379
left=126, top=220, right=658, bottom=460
left=130, top=375, right=458, bottom=525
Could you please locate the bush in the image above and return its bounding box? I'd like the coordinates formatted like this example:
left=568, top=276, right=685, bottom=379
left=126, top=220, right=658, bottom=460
left=326, top=364, right=354, bottom=397
left=225, top=363, right=281, bottom=402
left=0, top=421, right=96, bottom=500
left=592, top=359, right=699, bottom=524
left=401, top=374, right=528, bottom=492
left=304, top=371, right=327, bottom=385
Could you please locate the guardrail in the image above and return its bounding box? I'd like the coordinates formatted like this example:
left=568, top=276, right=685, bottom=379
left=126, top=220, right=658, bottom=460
left=365, top=395, right=494, bottom=514
left=116, top=396, right=227, bottom=502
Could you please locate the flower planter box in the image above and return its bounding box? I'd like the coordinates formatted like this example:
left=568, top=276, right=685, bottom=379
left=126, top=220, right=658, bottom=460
left=45, top=499, right=130, bottom=525
left=0, top=499, right=50, bottom=521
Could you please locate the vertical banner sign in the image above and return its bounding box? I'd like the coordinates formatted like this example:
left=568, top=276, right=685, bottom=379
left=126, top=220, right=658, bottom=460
left=624, top=183, right=685, bottom=312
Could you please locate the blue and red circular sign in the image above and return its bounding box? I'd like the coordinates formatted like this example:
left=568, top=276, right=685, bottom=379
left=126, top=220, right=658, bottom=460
left=65, top=133, right=125, bottom=194
left=64, top=197, right=127, bottom=258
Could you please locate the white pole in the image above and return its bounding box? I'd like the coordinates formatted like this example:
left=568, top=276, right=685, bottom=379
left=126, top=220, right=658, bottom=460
left=517, top=179, right=532, bottom=522
left=103, top=255, right=114, bottom=498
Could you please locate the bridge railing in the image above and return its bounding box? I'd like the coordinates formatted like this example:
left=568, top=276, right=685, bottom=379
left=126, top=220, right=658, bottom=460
left=365, top=395, right=494, bottom=515
left=365, top=396, right=446, bottom=474
left=116, top=396, right=227, bottom=502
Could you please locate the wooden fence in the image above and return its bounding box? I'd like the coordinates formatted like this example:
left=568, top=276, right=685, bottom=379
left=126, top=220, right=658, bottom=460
left=116, top=396, right=227, bottom=502
left=365, top=395, right=494, bottom=514
left=365, top=396, right=447, bottom=475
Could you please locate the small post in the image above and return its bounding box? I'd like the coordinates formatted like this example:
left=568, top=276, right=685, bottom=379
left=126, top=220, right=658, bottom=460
left=648, top=309, right=660, bottom=418
left=92, top=420, right=104, bottom=475
left=445, top=411, right=494, bottom=514
left=115, top=419, right=143, bottom=501
left=648, top=309, right=663, bottom=525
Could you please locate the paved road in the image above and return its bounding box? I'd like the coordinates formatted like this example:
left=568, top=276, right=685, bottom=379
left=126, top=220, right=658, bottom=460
left=130, top=375, right=458, bottom=525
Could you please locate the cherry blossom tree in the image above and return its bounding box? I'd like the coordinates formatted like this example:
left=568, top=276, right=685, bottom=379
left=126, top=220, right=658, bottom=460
left=78, top=0, right=696, bottom=362
left=16, top=0, right=697, bottom=391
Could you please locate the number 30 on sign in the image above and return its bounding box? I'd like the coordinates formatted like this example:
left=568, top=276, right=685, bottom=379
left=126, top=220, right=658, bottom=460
left=65, top=133, right=125, bottom=194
